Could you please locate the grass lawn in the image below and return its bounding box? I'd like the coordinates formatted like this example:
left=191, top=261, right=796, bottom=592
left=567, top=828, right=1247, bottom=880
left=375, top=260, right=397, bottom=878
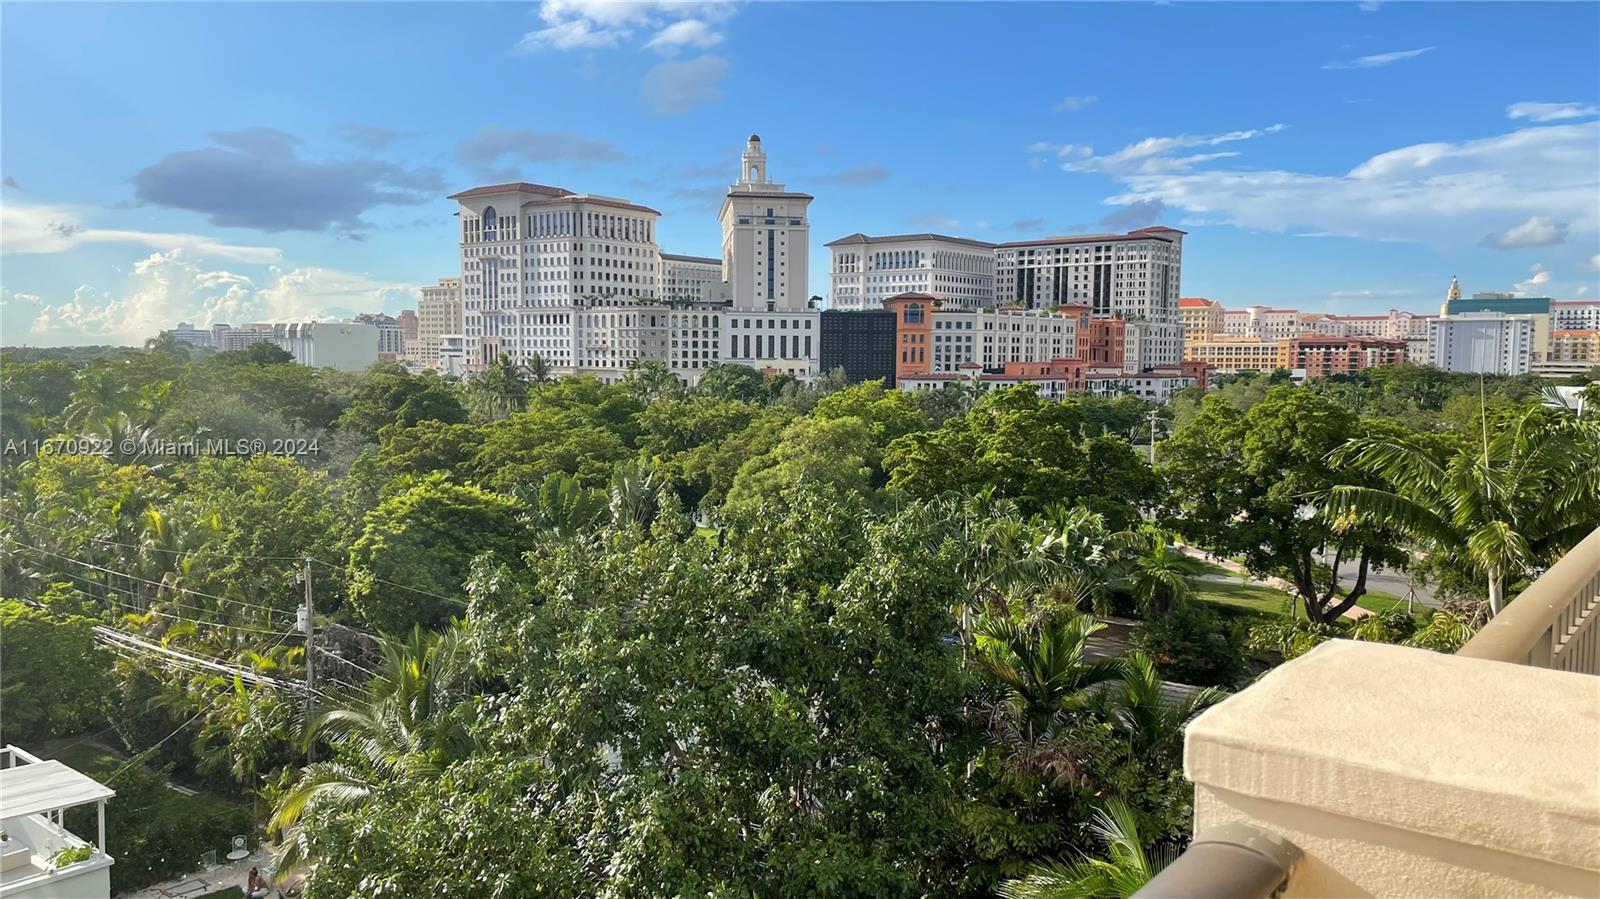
left=1193, top=578, right=1297, bottom=617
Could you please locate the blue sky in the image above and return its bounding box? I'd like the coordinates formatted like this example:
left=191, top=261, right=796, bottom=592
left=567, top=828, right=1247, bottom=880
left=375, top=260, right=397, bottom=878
left=3, top=1, right=1597, bottom=345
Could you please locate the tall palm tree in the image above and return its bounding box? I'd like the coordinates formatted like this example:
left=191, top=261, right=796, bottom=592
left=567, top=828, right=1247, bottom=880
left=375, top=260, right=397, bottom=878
left=270, top=624, right=474, bottom=868
left=61, top=367, right=135, bottom=432
left=1116, top=529, right=1205, bottom=618
left=466, top=353, right=530, bottom=420
left=1327, top=409, right=1600, bottom=614
left=998, top=799, right=1174, bottom=899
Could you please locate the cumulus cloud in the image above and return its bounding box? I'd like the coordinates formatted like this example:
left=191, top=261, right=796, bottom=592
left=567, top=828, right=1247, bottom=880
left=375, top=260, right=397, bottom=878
left=132, top=128, right=444, bottom=232
left=519, top=1, right=736, bottom=53
left=1481, top=215, right=1567, bottom=249
left=455, top=125, right=625, bottom=179
left=641, top=56, right=729, bottom=115
left=1514, top=263, right=1552, bottom=295
left=1582, top=254, right=1600, bottom=273
left=1099, top=199, right=1167, bottom=230
left=2, top=201, right=283, bottom=264
left=1506, top=101, right=1599, bottom=123
left=812, top=164, right=889, bottom=187
left=1098, top=121, right=1600, bottom=245
left=24, top=249, right=419, bottom=345
left=644, top=19, right=724, bottom=54
left=1033, top=125, right=1285, bottom=176
left=1322, top=46, right=1435, bottom=70
left=1053, top=95, right=1098, bottom=112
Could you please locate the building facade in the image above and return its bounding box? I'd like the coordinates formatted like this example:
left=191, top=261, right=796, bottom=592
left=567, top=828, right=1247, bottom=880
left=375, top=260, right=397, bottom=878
left=412, top=277, right=464, bottom=371
left=660, top=254, right=728, bottom=304
left=992, top=226, right=1184, bottom=368
left=1427, top=312, right=1533, bottom=375
left=825, top=233, right=996, bottom=311
left=353, top=312, right=405, bottom=358
left=1184, top=336, right=1284, bottom=373
left=1178, top=297, right=1224, bottom=343
left=168, top=322, right=211, bottom=348
left=1281, top=336, right=1408, bottom=378
left=1550, top=301, right=1600, bottom=332
left=1221, top=305, right=1303, bottom=342
left=271, top=321, right=381, bottom=371
left=818, top=310, right=897, bottom=385
left=720, top=135, right=811, bottom=314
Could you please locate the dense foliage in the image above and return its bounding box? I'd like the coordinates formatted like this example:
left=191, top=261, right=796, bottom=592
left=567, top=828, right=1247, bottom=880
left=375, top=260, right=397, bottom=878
left=2, top=343, right=1595, bottom=896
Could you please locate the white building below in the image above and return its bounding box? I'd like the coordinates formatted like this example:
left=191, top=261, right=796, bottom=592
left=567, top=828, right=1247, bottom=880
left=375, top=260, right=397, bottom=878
left=826, top=233, right=996, bottom=311
left=1428, top=312, right=1533, bottom=375
left=0, top=745, right=115, bottom=899
left=272, top=321, right=380, bottom=372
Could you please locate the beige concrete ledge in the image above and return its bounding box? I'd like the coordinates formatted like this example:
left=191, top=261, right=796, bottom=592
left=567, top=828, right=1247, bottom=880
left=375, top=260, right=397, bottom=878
left=1185, top=640, right=1600, bottom=898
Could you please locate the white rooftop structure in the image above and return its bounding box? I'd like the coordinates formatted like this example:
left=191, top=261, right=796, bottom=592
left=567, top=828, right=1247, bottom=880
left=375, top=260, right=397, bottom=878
left=0, top=746, right=115, bottom=899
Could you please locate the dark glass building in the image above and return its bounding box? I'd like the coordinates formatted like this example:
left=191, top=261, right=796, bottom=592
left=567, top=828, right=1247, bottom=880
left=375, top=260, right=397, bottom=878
left=819, top=309, right=897, bottom=386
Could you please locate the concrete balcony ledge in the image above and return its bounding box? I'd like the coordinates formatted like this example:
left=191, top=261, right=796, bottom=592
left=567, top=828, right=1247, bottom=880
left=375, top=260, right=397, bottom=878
left=1185, top=640, right=1600, bottom=898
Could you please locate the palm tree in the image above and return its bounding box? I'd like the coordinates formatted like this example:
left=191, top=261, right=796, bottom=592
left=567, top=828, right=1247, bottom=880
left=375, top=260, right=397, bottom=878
left=519, top=472, right=604, bottom=540
left=624, top=359, right=683, bottom=401
left=144, top=331, right=193, bottom=360
left=466, top=353, right=530, bottom=420
left=193, top=672, right=291, bottom=819
left=61, top=367, right=135, bottom=432
left=1116, top=529, right=1206, bottom=618
left=973, top=614, right=1123, bottom=732
left=998, top=799, right=1174, bottom=899
left=1100, top=652, right=1226, bottom=760
left=526, top=352, right=553, bottom=386
left=270, top=624, right=474, bottom=868
left=1327, top=408, right=1600, bottom=614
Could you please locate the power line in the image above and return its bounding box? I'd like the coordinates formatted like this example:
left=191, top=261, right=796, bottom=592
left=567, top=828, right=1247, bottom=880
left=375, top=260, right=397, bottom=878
left=21, top=567, right=297, bottom=638
left=0, top=511, right=319, bottom=563
left=310, top=557, right=465, bottom=607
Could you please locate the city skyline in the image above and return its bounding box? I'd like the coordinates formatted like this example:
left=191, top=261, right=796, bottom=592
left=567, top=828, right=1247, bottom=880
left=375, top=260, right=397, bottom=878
left=4, top=1, right=1599, bottom=346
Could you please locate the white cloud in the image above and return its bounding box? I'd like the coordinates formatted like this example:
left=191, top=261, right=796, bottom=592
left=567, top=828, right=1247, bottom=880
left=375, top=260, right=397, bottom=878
left=641, top=55, right=729, bottom=115
left=23, top=249, right=418, bottom=345
left=1481, top=215, right=1567, bottom=249
left=1323, top=46, right=1435, bottom=70
left=1506, top=101, right=1599, bottom=123
left=645, top=19, right=723, bottom=54
left=1100, top=122, right=1600, bottom=245
left=1053, top=95, right=1098, bottom=112
left=1357, top=1, right=1383, bottom=11
left=1043, top=124, right=1285, bottom=175
left=1582, top=254, right=1600, bottom=273
left=1514, top=263, right=1551, bottom=295
left=2, top=202, right=282, bottom=264
left=519, top=1, right=736, bottom=53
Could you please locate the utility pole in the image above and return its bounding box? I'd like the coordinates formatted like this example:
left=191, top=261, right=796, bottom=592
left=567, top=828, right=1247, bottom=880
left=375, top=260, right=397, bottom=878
left=301, top=558, right=315, bottom=763
left=1147, top=408, right=1161, bottom=466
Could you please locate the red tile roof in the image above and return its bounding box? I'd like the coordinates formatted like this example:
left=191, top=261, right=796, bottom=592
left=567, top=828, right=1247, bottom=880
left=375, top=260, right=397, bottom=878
left=1178, top=298, right=1216, bottom=309
left=447, top=182, right=574, bottom=200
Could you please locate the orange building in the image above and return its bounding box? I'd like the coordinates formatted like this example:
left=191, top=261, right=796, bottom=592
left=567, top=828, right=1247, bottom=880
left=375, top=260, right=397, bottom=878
left=882, top=292, right=938, bottom=380
left=1082, top=318, right=1126, bottom=369
left=1280, top=335, right=1406, bottom=378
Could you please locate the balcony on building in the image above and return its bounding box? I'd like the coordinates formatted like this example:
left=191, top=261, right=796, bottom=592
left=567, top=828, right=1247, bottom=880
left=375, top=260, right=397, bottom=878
left=1138, top=525, right=1600, bottom=898
left=0, top=745, right=115, bottom=899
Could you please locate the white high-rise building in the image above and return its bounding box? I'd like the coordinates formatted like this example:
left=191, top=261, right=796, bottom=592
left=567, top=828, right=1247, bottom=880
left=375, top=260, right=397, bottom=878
left=1428, top=313, right=1533, bottom=375
left=719, top=135, right=819, bottom=378
left=993, top=227, right=1185, bottom=367
left=660, top=254, right=728, bottom=304
left=411, top=277, right=463, bottom=371
left=719, top=135, right=811, bottom=313
left=825, top=233, right=997, bottom=310
left=451, top=181, right=662, bottom=372
left=1551, top=300, right=1600, bottom=331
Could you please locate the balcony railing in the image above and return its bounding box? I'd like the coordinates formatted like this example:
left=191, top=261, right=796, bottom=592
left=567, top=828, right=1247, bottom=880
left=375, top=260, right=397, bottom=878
left=1458, top=524, right=1600, bottom=673
left=1136, top=525, right=1600, bottom=898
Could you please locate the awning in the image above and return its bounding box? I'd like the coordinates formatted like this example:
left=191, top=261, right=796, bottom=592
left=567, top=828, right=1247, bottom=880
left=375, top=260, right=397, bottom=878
left=0, top=761, right=115, bottom=819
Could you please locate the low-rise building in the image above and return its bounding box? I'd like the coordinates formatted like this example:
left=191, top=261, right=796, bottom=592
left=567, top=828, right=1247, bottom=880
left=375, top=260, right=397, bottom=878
left=1281, top=335, right=1408, bottom=378
left=1184, top=336, right=1283, bottom=373
left=353, top=313, right=406, bottom=359
left=818, top=309, right=897, bottom=385
left=721, top=309, right=819, bottom=380
left=168, top=322, right=211, bottom=348
left=0, top=745, right=116, bottom=899
left=897, top=358, right=1205, bottom=403
left=272, top=321, right=381, bottom=372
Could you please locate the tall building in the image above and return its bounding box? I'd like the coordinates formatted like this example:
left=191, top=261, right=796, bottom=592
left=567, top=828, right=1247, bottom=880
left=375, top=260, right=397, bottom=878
left=720, top=135, right=819, bottom=378
left=825, top=233, right=996, bottom=310
left=412, top=277, right=463, bottom=371
left=719, top=134, right=811, bottom=313
left=450, top=181, right=663, bottom=372
left=395, top=309, right=419, bottom=345
left=993, top=226, right=1184, bottom=368
left=660, top=254, right=728, bottom=304
left=1304, top=310, right=1435, bottom=365
left=1440, top=280, right=1550, bottom=363
left=1178, top=298, right=1224, bottom=343
left=818, top=310, right=897, bottom=385
left=1428, top=313, right=1533, bottom=375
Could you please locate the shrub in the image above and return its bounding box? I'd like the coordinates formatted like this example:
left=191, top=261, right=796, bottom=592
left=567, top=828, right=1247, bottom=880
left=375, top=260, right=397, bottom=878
left=1132, top=604, right=1247, bottom=687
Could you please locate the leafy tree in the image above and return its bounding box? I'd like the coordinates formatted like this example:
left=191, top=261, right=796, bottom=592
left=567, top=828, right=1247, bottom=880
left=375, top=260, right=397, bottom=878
left=346, top=475, right=527, bottom=632
left=1160, top=389, right=1407, bottom=623
left=1130, top=604, right=1247, bottom=688
left=336, top=369, right=466, bottom=443
left=695, top=362, right=767, bottom=402
left=465, top=353, right=531, bottom=421
left=1327, top=407, right=1600, bottom=614
left=623, top=358, right=684, bottom=401
left=0, top=601, right=114, bottom=742
left=723, top=414, right=878, bottom=515
left=229, top=342, right=296, bottom=365
left=469, top=406, right=632, bottom=493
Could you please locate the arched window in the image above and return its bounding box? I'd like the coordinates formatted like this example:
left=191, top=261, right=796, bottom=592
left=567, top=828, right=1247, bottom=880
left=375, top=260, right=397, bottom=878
left=749, top=165, right=760, bottom=180
left=482, top=207, right=497, bottom=241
